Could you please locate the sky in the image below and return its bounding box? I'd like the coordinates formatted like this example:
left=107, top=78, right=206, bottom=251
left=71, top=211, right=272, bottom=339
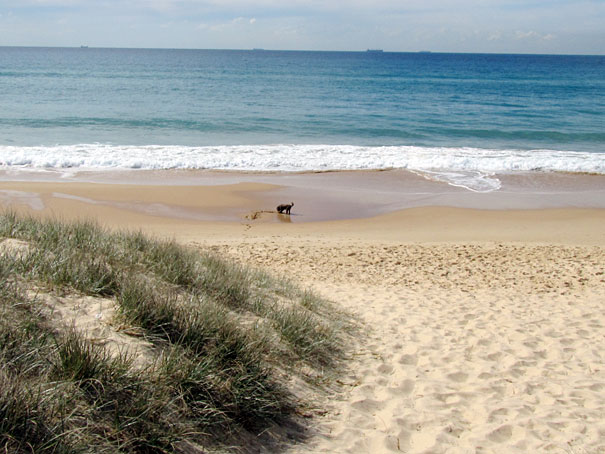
left=0, top=0, right=604, bottom=54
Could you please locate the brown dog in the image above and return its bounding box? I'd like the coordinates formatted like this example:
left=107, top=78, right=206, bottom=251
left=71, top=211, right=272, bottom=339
left=276, top=202, right=294, bottom=214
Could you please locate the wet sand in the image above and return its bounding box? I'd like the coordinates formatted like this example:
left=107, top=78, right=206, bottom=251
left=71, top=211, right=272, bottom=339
left=1, top=168, right=605, bottom=224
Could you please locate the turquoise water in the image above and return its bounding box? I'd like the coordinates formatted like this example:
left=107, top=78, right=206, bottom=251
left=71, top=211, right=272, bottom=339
left=0, top=47, right=604, bottom=188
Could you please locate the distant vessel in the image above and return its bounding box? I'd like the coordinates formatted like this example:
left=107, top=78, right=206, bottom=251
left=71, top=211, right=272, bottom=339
left=252, top=48, right=265, bottom=51
left=366, top=49, right=383, bottom=53
left=80, top=45, right=89, bottom=49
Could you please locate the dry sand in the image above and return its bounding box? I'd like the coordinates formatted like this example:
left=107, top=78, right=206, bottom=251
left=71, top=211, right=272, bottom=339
left=212, top=240, right=605, bottom=454
left=0, top=171, right=604, bottom=454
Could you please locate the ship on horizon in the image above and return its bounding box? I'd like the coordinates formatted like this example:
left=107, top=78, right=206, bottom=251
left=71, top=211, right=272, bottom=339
left=366, top=49, right=383, bottom=53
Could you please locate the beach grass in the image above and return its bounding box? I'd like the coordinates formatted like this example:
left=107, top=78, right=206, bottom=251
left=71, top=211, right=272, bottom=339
left=0, top=211, right=347, bottom=453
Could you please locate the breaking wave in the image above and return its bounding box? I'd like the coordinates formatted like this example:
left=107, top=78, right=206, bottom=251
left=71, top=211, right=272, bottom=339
left=1, top=144, right=603, bottom=192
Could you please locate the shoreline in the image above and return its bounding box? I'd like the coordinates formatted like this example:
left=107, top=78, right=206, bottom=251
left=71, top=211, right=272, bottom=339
left=0, top=168, right=604, bottom=246
left=0, top=169, right=604, bottom=227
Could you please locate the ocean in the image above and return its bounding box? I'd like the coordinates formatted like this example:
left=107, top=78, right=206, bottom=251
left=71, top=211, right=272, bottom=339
left=1, top=47, right=604, bottom=191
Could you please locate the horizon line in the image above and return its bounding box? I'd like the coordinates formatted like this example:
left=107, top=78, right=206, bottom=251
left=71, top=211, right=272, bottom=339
left=0, top=45, right=603, bottom=57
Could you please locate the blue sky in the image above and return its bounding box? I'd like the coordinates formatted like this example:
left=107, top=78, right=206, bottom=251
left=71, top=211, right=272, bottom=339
left=0, top=0, right=603, bottom=54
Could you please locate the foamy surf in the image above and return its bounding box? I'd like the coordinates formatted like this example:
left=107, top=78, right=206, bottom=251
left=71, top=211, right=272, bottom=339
left=1, top=144, right=603, bottom=192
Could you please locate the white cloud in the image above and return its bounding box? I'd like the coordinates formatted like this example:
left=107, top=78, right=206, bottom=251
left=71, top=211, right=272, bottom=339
left=516, top=30, right=540, bottom=39
left=515, top=30, right=557, bottom=41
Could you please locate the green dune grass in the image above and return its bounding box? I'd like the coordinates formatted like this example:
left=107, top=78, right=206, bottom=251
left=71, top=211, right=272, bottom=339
left=0, top=211, right=349, bottom=453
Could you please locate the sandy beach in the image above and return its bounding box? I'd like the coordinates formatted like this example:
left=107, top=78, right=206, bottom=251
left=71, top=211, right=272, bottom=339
left=1, top=169, right=604, bottom=453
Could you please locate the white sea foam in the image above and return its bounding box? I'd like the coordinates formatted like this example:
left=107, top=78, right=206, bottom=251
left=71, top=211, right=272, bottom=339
left=0, top=144, right=603, bottom=192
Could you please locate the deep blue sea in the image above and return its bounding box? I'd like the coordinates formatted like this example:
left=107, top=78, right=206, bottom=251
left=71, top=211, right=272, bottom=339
left=1, top=47, right=604, bottom=190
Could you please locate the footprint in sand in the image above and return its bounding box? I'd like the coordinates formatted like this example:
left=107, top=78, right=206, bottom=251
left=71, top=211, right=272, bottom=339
left=487, top=424, right=513, bottom=443
left=377, top=363, right=394, bottom=375
left=350, top=398, right=383, bottom=413
left=487, top=407, right=509, bottom=423
left=398, top=354, right=418, bottom=365
left=387, top=379, right=415, bottom=396
left=486, top=351, right=503, bottom=361
left=447, top=371, right=469, bottom=383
